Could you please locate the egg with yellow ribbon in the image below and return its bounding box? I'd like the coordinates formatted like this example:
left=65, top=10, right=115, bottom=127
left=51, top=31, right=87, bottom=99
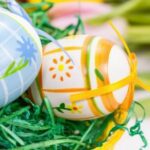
left=29, top=33, right=137, bottom=120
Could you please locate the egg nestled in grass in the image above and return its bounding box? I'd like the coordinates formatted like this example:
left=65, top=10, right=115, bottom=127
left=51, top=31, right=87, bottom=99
left=30, top=35, right=133, bottom=120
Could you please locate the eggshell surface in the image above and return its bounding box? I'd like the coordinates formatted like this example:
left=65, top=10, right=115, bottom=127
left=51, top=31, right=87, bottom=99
left=30, top=35, right=132, bottom=120
left=0, top=8, right=42, bottom=107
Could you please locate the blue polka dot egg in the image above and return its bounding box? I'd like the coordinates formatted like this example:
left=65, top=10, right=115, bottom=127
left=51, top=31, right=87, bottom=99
left=0, top=8, right=42, bottom=107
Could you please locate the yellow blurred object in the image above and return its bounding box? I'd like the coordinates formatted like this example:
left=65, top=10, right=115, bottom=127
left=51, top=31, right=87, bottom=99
left=28, top=0, right=103, bottom=3
left=94, top=109, right=127, bottom=150
left=95, top=130, right=124, bottom=150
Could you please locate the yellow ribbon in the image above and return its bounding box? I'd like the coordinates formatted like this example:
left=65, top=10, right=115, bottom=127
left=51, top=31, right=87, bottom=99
left=71, top=73, right=135, bottom=103
left=70, top=22, right=150, bottom=103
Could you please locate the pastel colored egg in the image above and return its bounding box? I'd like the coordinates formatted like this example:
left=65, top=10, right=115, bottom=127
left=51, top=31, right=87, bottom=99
left=0, top=8, right=42, bottom=107
left=30, top=35, right=133, bottom=120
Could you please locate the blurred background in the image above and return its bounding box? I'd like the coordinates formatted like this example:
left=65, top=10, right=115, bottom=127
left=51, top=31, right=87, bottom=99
left=18, top=0, right=150, bottom=149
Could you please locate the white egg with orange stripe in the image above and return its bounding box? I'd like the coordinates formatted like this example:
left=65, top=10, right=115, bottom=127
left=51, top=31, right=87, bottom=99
left=30, top=35, right=133, bottom=120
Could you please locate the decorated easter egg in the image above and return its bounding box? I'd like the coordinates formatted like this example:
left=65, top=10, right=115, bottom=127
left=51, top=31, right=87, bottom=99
left=0, top=8, right=42, bottom=107
left=30, top=35, right=133, bottom=120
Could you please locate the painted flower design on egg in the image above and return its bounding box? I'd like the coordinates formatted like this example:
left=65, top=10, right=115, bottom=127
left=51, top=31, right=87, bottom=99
left=67, top=104, right=83, bottom=114
left=49, top=55, right=74, bottom=82
left=0, top=37, right=38, bottom=79
left=17, top=36, right=37, bottom=64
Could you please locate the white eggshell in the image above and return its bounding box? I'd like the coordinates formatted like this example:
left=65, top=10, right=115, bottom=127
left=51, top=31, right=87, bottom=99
left=108, top=45, right=130, bottom=103
left=30, top=35, right=132, bottom=120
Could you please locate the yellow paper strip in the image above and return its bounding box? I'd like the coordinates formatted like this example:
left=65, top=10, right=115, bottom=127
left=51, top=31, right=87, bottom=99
left=70, top=73, right=135, bottom=102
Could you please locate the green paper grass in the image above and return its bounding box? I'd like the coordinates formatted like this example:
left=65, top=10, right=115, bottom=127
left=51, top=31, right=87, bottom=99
left=0, top=97, right=147, bottom=150
left=0, top=97, right=105, bottom=149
